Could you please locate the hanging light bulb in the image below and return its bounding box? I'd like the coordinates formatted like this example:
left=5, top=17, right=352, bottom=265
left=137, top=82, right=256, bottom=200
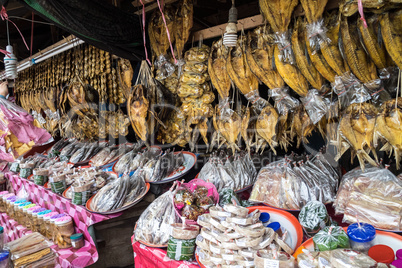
left=222, top=0, right=238, bottom=47
left=4, top=45, right=17, bottom=79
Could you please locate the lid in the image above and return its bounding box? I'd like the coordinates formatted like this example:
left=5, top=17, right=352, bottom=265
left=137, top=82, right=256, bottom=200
left=267, top=222, right=281, bottom=232
left=55, top=216, right=72, bottom=225
left=14, top=199, right=26, bottom=205
left=368, top=244, right=395, bottom=264
left=44, top=212, right=58, bottom=220
left=0, top=191, right=9, bottom=196
left=0, top=226, right=3, bottom=234
left=70, top=233, right=83, bottom=240
left=38, top=210, right=52, bottom=216
left=397, top=249, right=402, bottom=260
left=27, top=206, right=41, bottom=212
left=6, top=196, right=17, bottom=202
left=50, top=213, right=66, bottom=221
left=259, top=212, right=270, bottom=223
left=19, top=202, right=31, bottom=207
left=23, top=204, right=36, bottom=211
left=347, top=223, right=376, bottom=243
left=392, top=260, right=402, bottom=268
left=0, top=251, right=9, bottom=262
left=3, top=193, right=14, bottom=200
left=33, top=208, right=46, bottom=214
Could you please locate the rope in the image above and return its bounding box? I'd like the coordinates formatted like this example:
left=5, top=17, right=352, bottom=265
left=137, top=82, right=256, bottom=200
left=0, top=6, right=30, bottom=50
left=156, top=0, right=177, bottom=64
left=358, top=0, right=368, bottom=28
left=139, top=0, right=151, bottom=65
left=30, top=12, right=34, bottom=57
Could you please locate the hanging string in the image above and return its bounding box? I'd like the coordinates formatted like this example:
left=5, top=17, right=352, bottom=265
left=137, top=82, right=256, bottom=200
left=357, top=0, right=368, bottom=28
left=0, top=6, right=30, bottom=50
left=139, top=0, right=151, bottom=65
left=30, top=12, right=34, bottom=57
left=156, top=0, right=177, bottom=64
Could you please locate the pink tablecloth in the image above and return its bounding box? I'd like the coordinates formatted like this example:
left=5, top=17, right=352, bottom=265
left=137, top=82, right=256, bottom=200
left=132, top=237, right=199, bottom=268
left=4, top=171, right=122, bottom=268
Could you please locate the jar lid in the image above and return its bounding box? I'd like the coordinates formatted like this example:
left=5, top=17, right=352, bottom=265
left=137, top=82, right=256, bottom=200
left=0, top=191, right=9, bottom=196
left=23, top=204, right=36, bottom=210
left=347, top=223, right=376, bottom=243
left=38, top=210, right=52, bottom=216
left=392, top=260, right=402, bottom=268
left=55, top=216, right=72, bottom=225
left=19, top=202, right=31, bottom=207
left=0, top=226, right=3, bottom=234
left=368, top=244, right=395, bottom=264
left=6, top=196, right=17, bottom=202
left=33, top=208, right=46, bottom=214
left=14, top=199, right=26, bottom=205
left=3, top=194, right=14, bottom=199
left=397, top=249, right=402, bottom=260
left=259, top=212, right=270, bottom=223
left=50, top=213, right=66, bottom=221
left=44, top=212, right=58, bottom=220
left=0, top=251, right=9, bottom=262
left=70, top=233, right=83, bottom=240
left=27, top=206, right=41, bottom=212
left=267, top=222, right=281, bottom=232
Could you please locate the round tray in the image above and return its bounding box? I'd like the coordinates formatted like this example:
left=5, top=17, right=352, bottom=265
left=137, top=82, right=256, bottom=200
left=147, top=151, right=197, bottom=184
left=85, top=182, right=150, bottom=215
left=112, top=146, right=162, bottom=175
left=133, top=223, right=168, bottom=248
left=62, top=186, right=72, bottom=199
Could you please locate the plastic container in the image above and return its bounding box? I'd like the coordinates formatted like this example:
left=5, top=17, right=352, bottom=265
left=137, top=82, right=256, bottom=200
left=368, top=244, right=395, bottom=264
left=16, top=202, right=31, bottom=224
left=392, top=260, right=402, bottom=268
left=21, top=204, right=35, bottom=226
left=12, top=199, right=26, bottom=219
left=5, top=197, right=17, bottom=217
left=267, top=222, right=283, bottom=237
left=50, top=213, right=66, bottom=242
left=259, top=212, right=270, bottom=227
left=397, top=249, right=402, bottom=260
left=71, top=183, right=92, bottom=206
left=26, top=206, right=41, bottom=230
left=37, top=210, right=52, bottom=236
left=0, top=192, right=9, bottom=213
left=0, top=250, right=9, bottom=268
left=0, top=226, right=4, bottom=250
left=44, top=212, right=58, bottom=240
left=55, top=216, right=74, bottom=248
left=31, top=208, right=46, bottom=232
left=71, top=233, right=84, bottom=249
left=347, top=223, right=376, bottom=253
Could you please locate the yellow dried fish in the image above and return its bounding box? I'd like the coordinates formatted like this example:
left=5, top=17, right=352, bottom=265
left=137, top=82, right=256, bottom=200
left=148, top=7, right=176, bottom=58
left=259, top=0, right=298, bottom=32
left=246, top=27, right=285, bottom=89
left=174, top=0, right=193, bottom=58
left=127, top=85, right=149, bottom=141
left=208, top=39, right=231, bottom=99
left=292, top=18, right=324, bottom=89
left=256, top=104, right=279, bottom=154
left=300, top=0, right=328, bottom=23
left=380, top=10, right=402, bottom=70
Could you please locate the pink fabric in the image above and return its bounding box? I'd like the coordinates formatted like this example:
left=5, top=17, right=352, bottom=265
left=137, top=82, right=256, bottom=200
left=132, top=238, right=199, bottom=268
left=4, top=172, right=122, bottom=267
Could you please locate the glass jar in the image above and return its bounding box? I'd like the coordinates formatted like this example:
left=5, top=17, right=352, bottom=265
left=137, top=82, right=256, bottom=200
left=32, top=208, right=45, bottom=232
left=55, top=216, right=74, bottom=248
left=37, top=210, right=52, bottom=236
left=44, top=212, right=58, bottom=240
left=347, top=223, right=376, bottom=253
left=21, top=204, right=36, bottom=226
left=49, top=174, right=66, bottom=194
left=16, top=202, right=31, bottom=224
left=71, top=233, right=84, bottom=249
left=33, top=168, right=49, bottom=186
left=0, top=191, right=9, bottom=213
left=9, top=198, right=25, bottom=219
left=26, top=206, right=40, bottom=229
left=5, top=196, right=17, bottom=216
left=50, top=213, right=66, bottom=241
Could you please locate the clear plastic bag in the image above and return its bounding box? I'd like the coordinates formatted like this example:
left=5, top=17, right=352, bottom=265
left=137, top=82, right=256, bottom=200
left=244, top=90, right=268, bottom=114
left=329, top=249, right=377, bottom=268
left=269, top=87, right=300, bottom=115
left=306, top=19, right=330, bottom=54
left=134, top=189, right=180, bottom=245
left=332, top=72, right=371, bottom=109
left=299, top=201, right=331, bottom=237
left=275, top=30, right=295, bottom=64
left=301, top=89, right=328, bottom=124
left=364, top=78, right=391, bottom=107
left=16, top=185, right=29, bottom=200
left=154, top=54, right=175, bottom=79
left=313, top=226, right=350, bottom=251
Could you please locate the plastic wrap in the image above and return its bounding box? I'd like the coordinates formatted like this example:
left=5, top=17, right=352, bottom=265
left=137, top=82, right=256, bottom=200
left=301, top=89, right=328, bottom=124
left=155, top=54, right=175, bottom=79
left=334, top=166, right=402, bottom=230
left=254, top=248, right=296, bottom=268
left=306, top=19, right=330, bottom=54
left=134, top=188, right=180, bottom=246
left=313, top=226, right=350, bottom=251
left=299, top=201, right=331, bottom=237
left=364, top=79, right=391, bottom=107
left=332, top=72, right=371, bottom=109
left=167, top=220, right=199, bottom=262
left=244, top=90, right=269, bottom=113
left=16, top=185, right=29, bottom=200
left=330, top=249, right=377, bottom=268
left=269, top=88, right=300, bottom=115
left=275, top=30, right=295, bottom=64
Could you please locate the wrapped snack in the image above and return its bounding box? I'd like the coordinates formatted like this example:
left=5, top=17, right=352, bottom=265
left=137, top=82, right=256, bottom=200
left=167, top=220, right=199, bottom=261
left=330, top=249, right=377, bottom=268
left=33, top=168, right=49, bottom=186
left=71, top=182, right=92, bottom=206
left=299, top=201, right=331, bottom=237
left=49, top=174, right=66, bottom=194
left=254, top=248, right=296, bottom=268
left=313, top=226, right=350, bottom=251
left=19, top=163, right=35, bottom=179
left=174, top=187, right=194, bottom=209
left=10, top=161, right=20, bottom=173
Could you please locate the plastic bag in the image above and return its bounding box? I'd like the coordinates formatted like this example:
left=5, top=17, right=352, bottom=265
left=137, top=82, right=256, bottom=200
left=301, top=89, right=328, bottom=124
left=330, top=249, right=377, bottom=268
left=364, top=78, right=391, bottom=107
left=244, top=90, right=269, bottom=114
left=306, top=19, right=330, bottom=54
left=269, top=87, right=300, bottom=115
left=154, top=54, right=175, bottom=79
left=16, top=184, right=29, bottom=200
left=332, top=72, right=371, bottom=109
left=299, top=201, right=331, bottom=237
left=218, top=188, right=241, bottom=207
left=313, top=226, right=350, bottom=251
left=275, top=30, right=295, bottom=64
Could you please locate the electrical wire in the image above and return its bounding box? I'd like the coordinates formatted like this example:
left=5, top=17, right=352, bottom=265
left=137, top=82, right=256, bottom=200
left=6, top=20, right=9, bottom=45
left=7, top=16, right=55, bottom=26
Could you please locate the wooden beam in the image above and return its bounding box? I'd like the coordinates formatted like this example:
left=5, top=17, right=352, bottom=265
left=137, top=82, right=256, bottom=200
left=192, top=14, right=264, bottom=41
left=133, top=0, right=179, bottom=15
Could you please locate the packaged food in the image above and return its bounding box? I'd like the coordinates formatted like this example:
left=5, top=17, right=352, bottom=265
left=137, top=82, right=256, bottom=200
left=49, top=174, right=66, bottom=194
left=330, top=249, right=377, bottom=268
left=21, top=204, right=36, bottom=227
left=43, top=212, right=58, bottom=240
left=55, top=216, right=74, bottom=248
left=299, top=201, right=331, bottom=237
left=347, top=223, right=376, bottom=253
left=71, top=182, right=92, bottom=206
left=167, top=221, right=199, bottom=261
left=37, top=210, right=52, bottom=236
left=33, top=168, right=49, bottom=186
left=12, top=199, right=26, bottom=220
left=26, top=206, right=41, bottom=230
left=171, top=223, right=200, bottom=240
left=313, top=226, right=350, bottom=251
left=19, top=163, right=35, bottom=179
left=254, top=249, right=296, bottom=268
left=15, top=201, right=30, bottom=224
left=10, top=162, right=20, bottom=173
left=70, top=233, right=84, bottom=249
left=6, top=196, right=17, bottom=217
left=32, top=208, right=46, bottom=232
left=0, top=191, right=9, bottom=213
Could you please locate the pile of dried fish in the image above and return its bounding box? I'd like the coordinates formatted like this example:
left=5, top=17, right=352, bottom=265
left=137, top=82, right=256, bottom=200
left=114, top=146, right=161, bottom=174
left=90, top=143, right=138, bottom=167
left=66, top=142, right=105, bottom=164
left=143, top=150, right=184, bottom=182
left=90, top=171, right=147, bottom=212
left=198, top=151, right=257, bottom=191
left=134, top=185, right=180, bottom=246
left=249, top=152, right=340, bottom=210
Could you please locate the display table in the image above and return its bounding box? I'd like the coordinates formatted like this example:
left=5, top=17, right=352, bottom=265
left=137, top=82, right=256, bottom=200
left=132, top=237, right=199, bottom=268
left=4, top=171, right=122, bottom=268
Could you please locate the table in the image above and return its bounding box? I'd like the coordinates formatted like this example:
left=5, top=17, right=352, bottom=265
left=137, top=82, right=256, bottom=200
left=132, top=237, right=199, bottom=268
left=4, top=171, right=122, bottom=268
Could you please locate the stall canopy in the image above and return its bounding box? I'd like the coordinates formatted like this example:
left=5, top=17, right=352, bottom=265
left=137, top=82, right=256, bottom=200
left=9, top=0, right=145, bottom=60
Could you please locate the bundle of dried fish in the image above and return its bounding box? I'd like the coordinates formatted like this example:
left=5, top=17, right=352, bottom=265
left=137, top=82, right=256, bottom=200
left=209, top=39, right=231, bottom=99
left=339, top=0, right=393, bottom=17
left=336, top=103, right=378, bottom=171
left=290, top=105, right=316, bottom=148
left=380, top=10, right=402, bottom=70
left=148, top=6, right=175, bottom=59
left=117, top=58, right=133, bottom=100
left=374, top=98, right=402, bottom=169
left=134, top=185, right=180, bottom=246
left=341, top=18, right=378, bottom=83
left=198, top=151, right=257, bottom=191
left=157, top=110, right=190, bottom=147
left=143, top=150, right=184, bottom=182
left=174, top=0, right=193, bottom=58
left=292, top=18, right=324, bottom=90
left=250, top=152, right=339, bottom=210
left=227, top=36, right=259, bottom=97
left=246, top=26, right=285, bottom=90
left=256, top=104, right=280, bottom=154
left=90, top=172, right=146, bottom=212
left=90, top=143, right=135, bottom=167
left=69, top=142, right=104, bottom=164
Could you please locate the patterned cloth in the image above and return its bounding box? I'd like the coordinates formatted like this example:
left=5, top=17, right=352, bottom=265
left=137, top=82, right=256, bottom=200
left=132, top=237, right=199, bottom=268
left=4, top=171, right=122, bottom=267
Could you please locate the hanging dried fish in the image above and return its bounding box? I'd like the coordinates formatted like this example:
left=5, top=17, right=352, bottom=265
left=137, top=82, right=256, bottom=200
left=174, top=0, right=193, bottom=58
left=209, top=39, right=231, bottom=99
